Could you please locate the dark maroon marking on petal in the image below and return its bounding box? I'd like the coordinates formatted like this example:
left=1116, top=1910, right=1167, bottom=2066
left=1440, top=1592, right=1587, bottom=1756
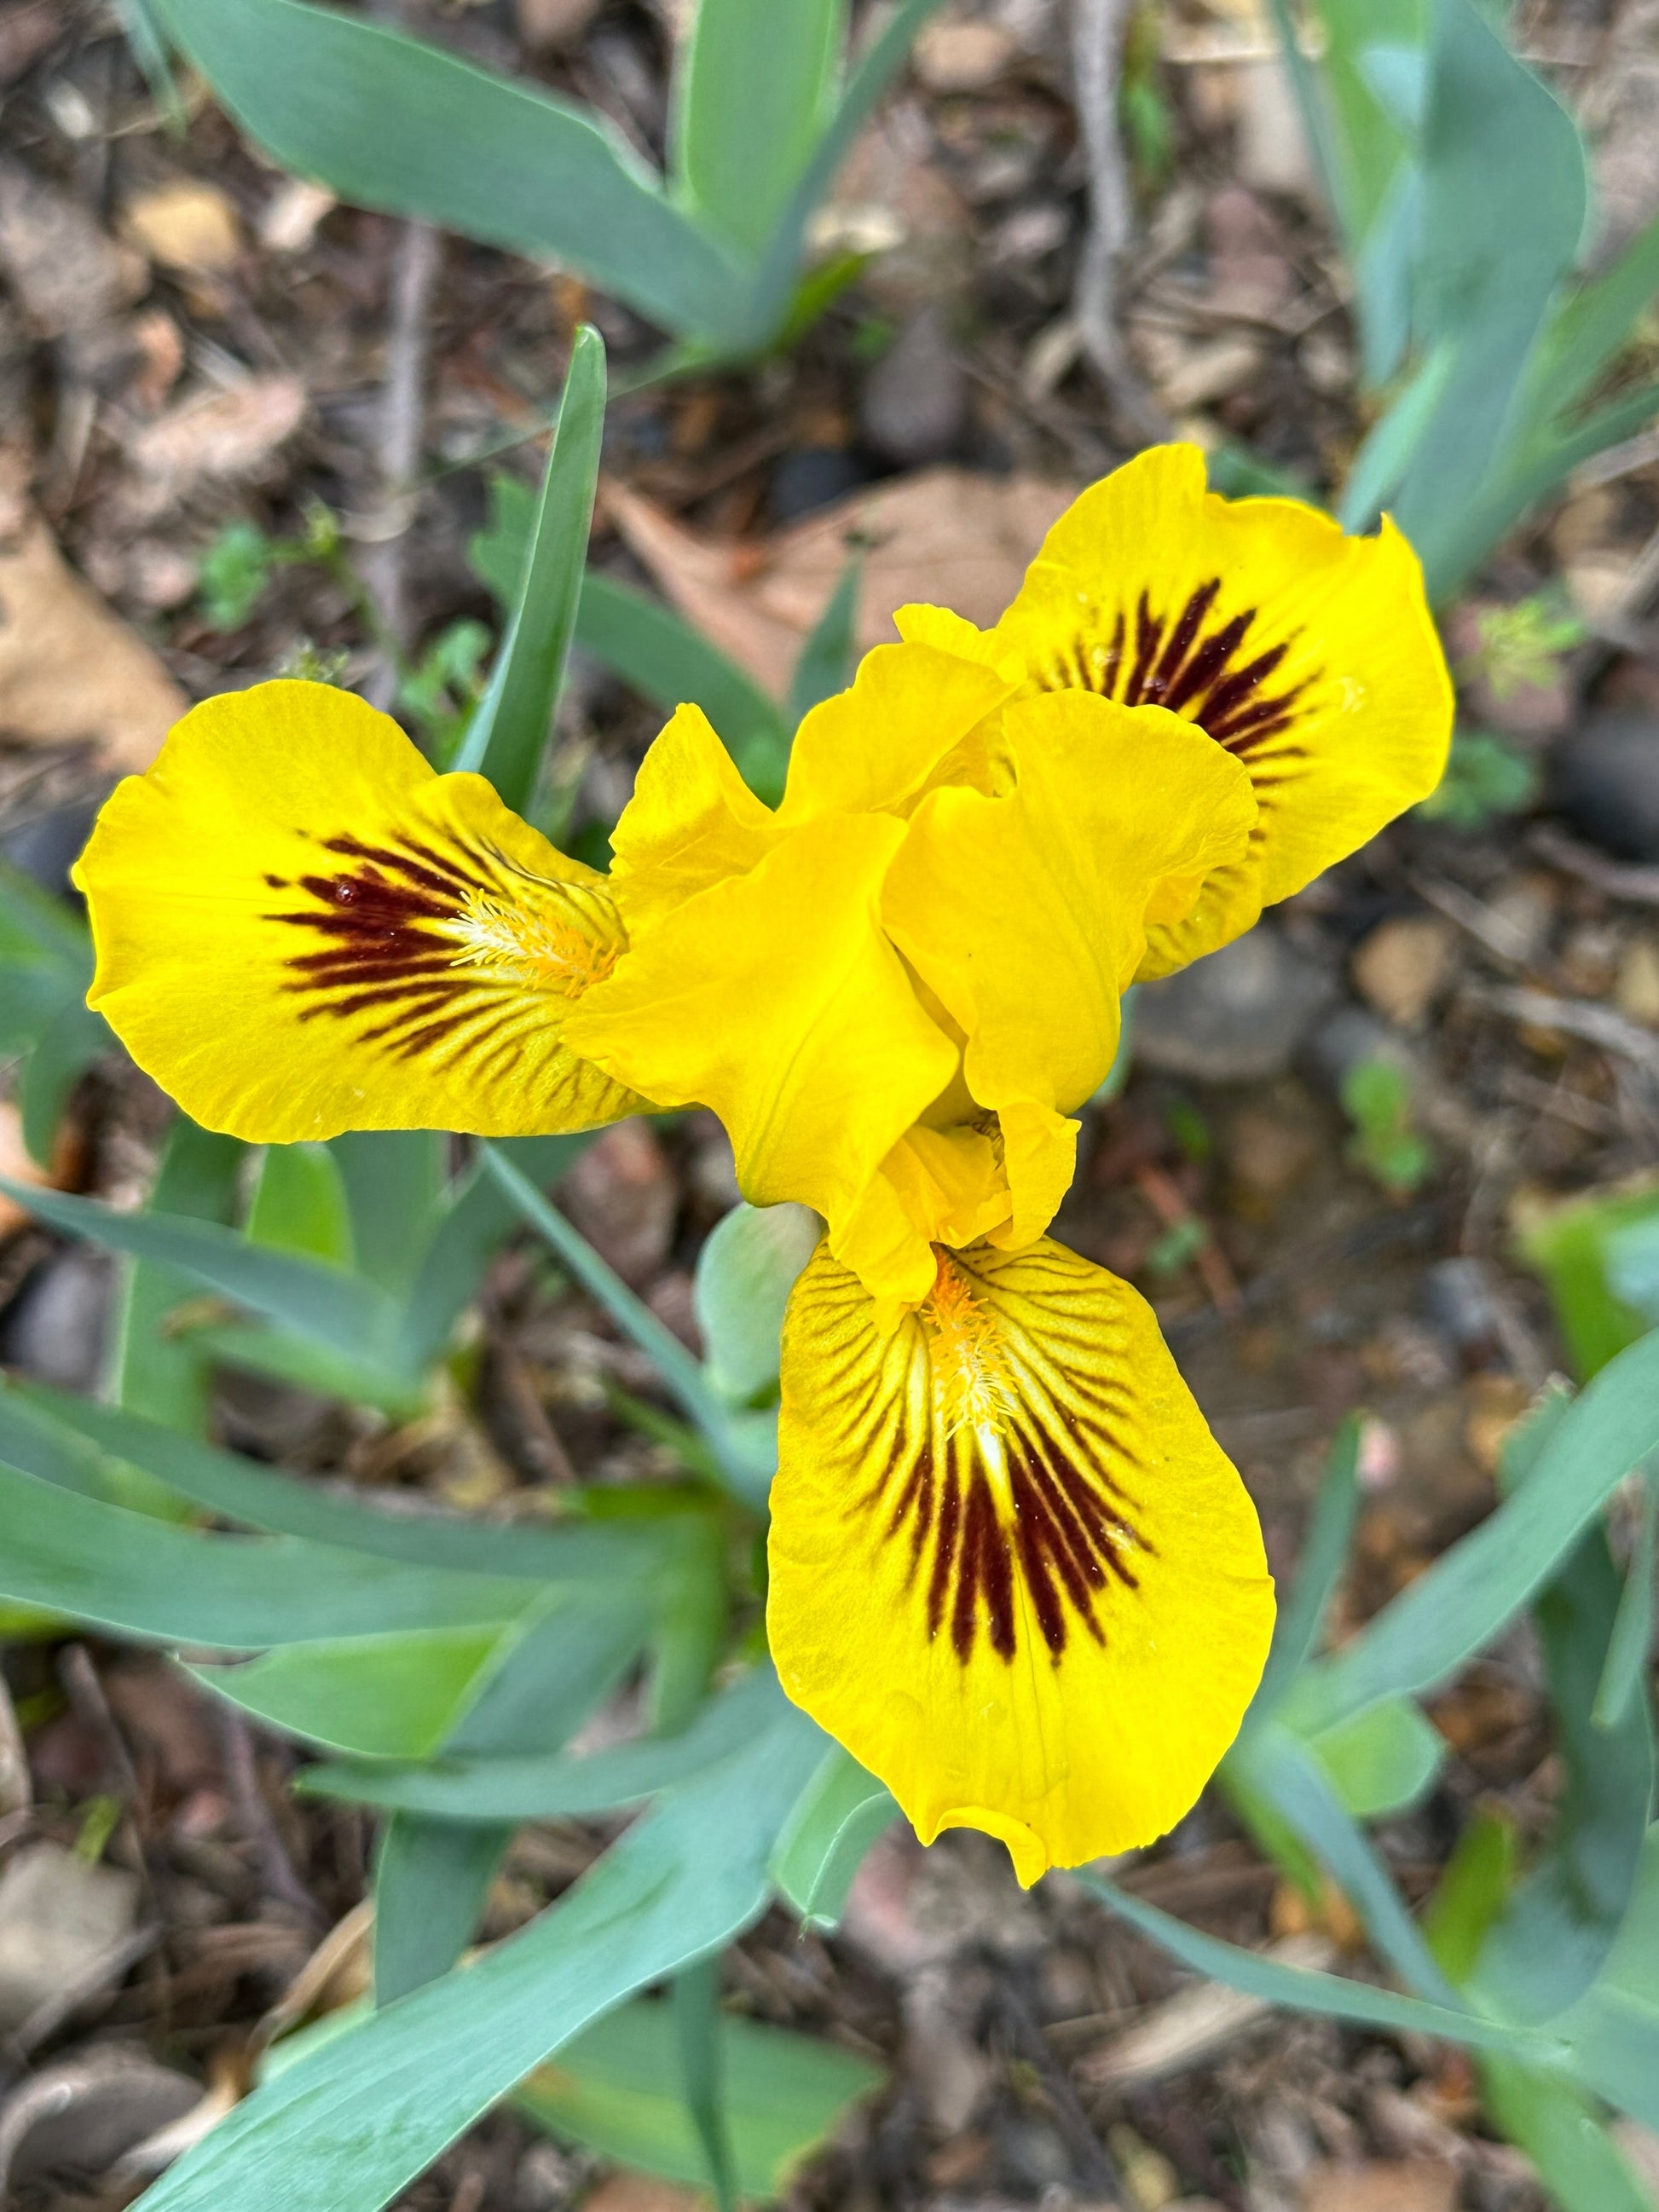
left=263, top=873, right=288, bottom=889
left=319, top=835, right=477, bottom=905
left=980, top=1485, right=1017, bottom=1660
left=266, top=836, right=500, bottom=1061
left=928, top=1455, right=962, bottom=1641
left=1047, top=1443, right=1150, bottom=1565
left=950, top=1477, right=984, bottom=1661
left=1014, top=1433, right=1110, bottom=1599
left=1194, top=642, right=1291, bottom=733
left=1211, top=688, right=1314, bottom=757
left=1163, top=609, right=1255, bottom=713
left=1124, top=592, right=1165, bottom=706
left=1036, top=584, right=1320, bottom=759
left=885, top=1406, right=1145, bottom=1666
left=954, top=1475, right=1014, bottom=1664
left=1143, top=579, right=1221, bottom=705
left=1010, top=1463, right=1081, bottom=1655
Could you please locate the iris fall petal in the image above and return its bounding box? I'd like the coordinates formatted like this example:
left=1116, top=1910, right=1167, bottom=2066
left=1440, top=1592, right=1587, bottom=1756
left=74, top=682, right=646, bottom=1142
left=769, top=1234, right=1275, bottom=1882
left=980, top=444, right=1453, bottom=977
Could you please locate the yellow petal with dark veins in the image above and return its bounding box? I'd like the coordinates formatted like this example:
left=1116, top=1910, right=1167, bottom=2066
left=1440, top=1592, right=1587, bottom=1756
left=982, top=443, right=1453, bottom=978
left=74, top=681, right=647, bottom=1141
left=768, top=1235, right=1274, bottom=1884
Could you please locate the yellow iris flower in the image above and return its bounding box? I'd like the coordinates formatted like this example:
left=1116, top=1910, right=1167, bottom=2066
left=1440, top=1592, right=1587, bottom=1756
left=73, top=445, right=1452, bottom=1885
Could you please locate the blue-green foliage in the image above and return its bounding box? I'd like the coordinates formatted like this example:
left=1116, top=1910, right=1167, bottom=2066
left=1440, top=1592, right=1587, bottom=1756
left=145, top=0, right=948, bottom=365
left=1287, top=0, right=1659, bottom=596
left=1130, top=1340, right=1659, bottom=2212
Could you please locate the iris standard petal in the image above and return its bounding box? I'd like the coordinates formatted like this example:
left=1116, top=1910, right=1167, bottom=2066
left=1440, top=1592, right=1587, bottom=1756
left=835, top=1121, right=1016, bottom=1312
left=74, top=681, right=647, bottom=1141
left=565, top=813, right=959, bottom=1274
left=606, top=702, right=779, bottom=939
left=776, top=639, right=1017, bottom=824
left=985, top=443, right=1453, bottom=978
left=883, top=691, right=1256, bottom=1241
left=769, top=1235, right=1274, bottom=1883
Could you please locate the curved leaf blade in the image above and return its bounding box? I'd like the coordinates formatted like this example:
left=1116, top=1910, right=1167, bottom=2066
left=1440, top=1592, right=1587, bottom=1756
left=152, top=0, right=749, bottom=342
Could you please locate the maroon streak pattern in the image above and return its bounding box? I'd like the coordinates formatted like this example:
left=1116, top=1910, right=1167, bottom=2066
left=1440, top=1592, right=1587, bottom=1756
left=810, top=1246, right=1152, bottom=1666
left=1031, top=578, right=1315, bottom=759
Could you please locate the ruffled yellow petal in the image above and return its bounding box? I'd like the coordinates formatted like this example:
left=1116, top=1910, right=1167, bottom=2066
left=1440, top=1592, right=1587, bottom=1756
left=769, top=1236, right=1274, bottom=1881
left=75, top=681, right=646, bottom=1142
left=835, top=1122, right=1015, bottom=1310
left=893, top=603, right=1026, bottom=683
left=987, top=444, right=1453, bottom=978
left=565, top=814, right=958, bottom=1269
left=776, top=641, right=1017, bottom=825
left=986, top=1099, right=1079, bottom=1252
left=883, top=691, right=1255, bottom=1241
left=607, top=702, right=779, bottom=939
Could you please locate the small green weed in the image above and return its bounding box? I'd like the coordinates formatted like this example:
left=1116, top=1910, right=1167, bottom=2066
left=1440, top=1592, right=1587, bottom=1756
left=1342, top=1057, right=1432, bottom=1195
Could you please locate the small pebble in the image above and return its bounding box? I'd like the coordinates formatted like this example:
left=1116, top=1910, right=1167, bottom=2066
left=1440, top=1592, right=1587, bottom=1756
left=769, top=445, right=875, bottom=524
left=0, top=1246, right=112, bottom=1392
left=1350, top=915, right=1457, bottom=1029
left=912, top=19, right=1018, bottom=91
left=1552, top=711, right=1659, bottom=862
left=123, top=179, right=241, bottom=273
left=1134, top=926, right=1336, bottom=1083
left=858, top=304, right=968, bottom=465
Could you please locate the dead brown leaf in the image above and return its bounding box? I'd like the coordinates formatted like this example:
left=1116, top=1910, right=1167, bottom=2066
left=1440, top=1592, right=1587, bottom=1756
left=0, top=507, right=185, bottom=767
left=0, top=159, right=147, bottom=343
left=123, top=179, right=242, bottom=274
left=603, top=468, right=1073, bottom=701
left=254, top=1900, right=373, bottom=2055
left=0, top=1, right=61, bottom=88
left=1079, top=1935, right=1334, bottom=2087
left=1300, top=2162, right=1456, bottom=2212
left=126, top=374, right=307, bottom=498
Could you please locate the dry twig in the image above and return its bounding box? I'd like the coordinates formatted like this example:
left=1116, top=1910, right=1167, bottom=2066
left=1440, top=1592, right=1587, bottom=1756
left=1475, top=983, right=1659, bottom=1081
left=214, top=1703, right=323, bottom=1928
left=1531, top=823, right=1659, bottom=908
left=1070, top=0, right=1171, bottom=444
left=360, top=216, right=442, bottom=707
left=992, top=1976, right=1126, bottom=2203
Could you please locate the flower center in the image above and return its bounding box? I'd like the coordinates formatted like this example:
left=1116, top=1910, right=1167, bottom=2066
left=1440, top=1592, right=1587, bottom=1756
left=448, top=886, right=620, bottom=997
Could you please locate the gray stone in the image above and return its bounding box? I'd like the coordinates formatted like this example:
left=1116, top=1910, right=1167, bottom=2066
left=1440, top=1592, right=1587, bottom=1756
left=1552, top=712, right=1659, bottom=862
left=858, top=304, right=969, bottom=467
left=1132, top=925, right=1337, bottom=1083
left=1, top=1245, right=112, bottom=1393
left=769, top=445, right=874, bottom=524
left=0, top=2049, right=199, bottom=2195
left=0, top=797, right=104, bottom=899
left=0, top=1843, right=141, bottom=2035
left=1304, top=1003, right=1418, bottom=1098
